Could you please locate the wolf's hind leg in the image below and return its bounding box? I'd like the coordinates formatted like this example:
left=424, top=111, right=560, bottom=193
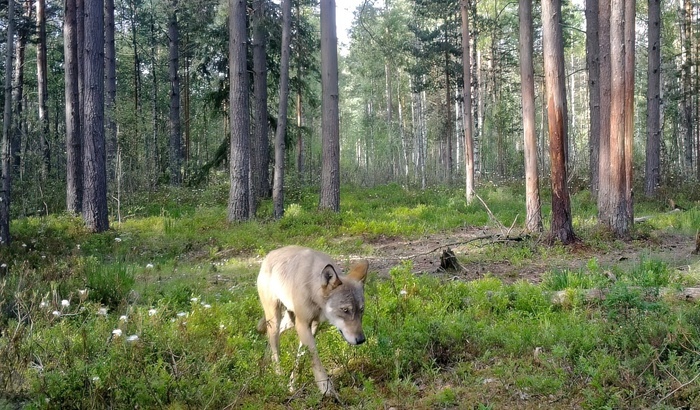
left=261, top=301, right=283, bottom=375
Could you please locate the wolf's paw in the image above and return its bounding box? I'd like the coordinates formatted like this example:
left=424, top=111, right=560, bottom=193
left=317, top=379, right=339, bottom=400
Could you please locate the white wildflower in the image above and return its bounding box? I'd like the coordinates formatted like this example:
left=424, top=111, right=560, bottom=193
left=148, top=308, right=157, bottom=316
left=92, top=376, right=100, bottom=382
left=114, top=237, right=122, bottom=242
left=119, top=315, right=128, bottom=322
left=190, top=297, right=199, bottom=303
left=177, top=312, right=187, bottom=317
left=76, top=244, right=81, bottom=250
left=79, top=289, right=87, bottom=296
left=126, top=335, right=139, bottom=342
left=22, top=243, right=27, bottom=248
left=41, top=255, right=46, bottom=259
left=52, top=311, right=61, bottom=317
left=97, top=307, right=108, bottom=316
left=39, top=301, right=47, bottom=308
left=219, top=324, right=225, bottom=330
left=1, top=263, right=6, bottom=268
left=112, top=329, right=122, bottom=337
left=61, top=299, right=70, bottom=307
left=203, top=304, right=211, bottom=309
left=146, top=263, right=154, bottom=269
left=399, top=289, right=408, bottom=296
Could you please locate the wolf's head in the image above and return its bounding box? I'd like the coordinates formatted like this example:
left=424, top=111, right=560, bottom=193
left=321, top=260, right=369, bottom=345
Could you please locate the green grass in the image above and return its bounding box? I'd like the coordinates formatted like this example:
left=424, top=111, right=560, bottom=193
left=1, top=183, right=700, bottom=408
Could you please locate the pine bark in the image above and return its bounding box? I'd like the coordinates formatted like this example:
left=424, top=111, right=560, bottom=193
left=542, top=0, right=575, bottom=244
left=273, top=0, right=292, bottom=219
left=37, top=0, right=51, bottom=180
left=65, top=0, right=82, bottom=215
left=623, top=0, right=635, bottom=223
left=1, top=0, right=15, bottom=245
left=11, top=1, right=29, bottom=173
left=82, top=0, right=109, bottom=232
left=597, top=0, right=612, bottom=225
left=227, top=0, right=251, bottom=221
left=319, top=0, right=340, bottom=212
left=586, top=0, right=600, bottom=198
left=461, top=0, right=475, bottom=204
left=606, top=0, right=629, bottom=237
left=105, top=0, right=117, bottom=182
left=519, top=0, right=542, bottom=233
left=168, top=0, right=182, bottom=186
left=252, top=0, right=270, bottom=216
left=645, top=0, right=661, bottom=196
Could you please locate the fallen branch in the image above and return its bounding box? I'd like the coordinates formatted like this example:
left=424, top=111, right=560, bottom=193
left=657, top=372, right=700, bottom=406
left=474, top=193, right=507, bottom=232
left=378, top=234, right=529, bottom=261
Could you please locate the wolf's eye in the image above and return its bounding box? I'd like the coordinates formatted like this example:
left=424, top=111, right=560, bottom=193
left=342, top=307, right=350, bottom=314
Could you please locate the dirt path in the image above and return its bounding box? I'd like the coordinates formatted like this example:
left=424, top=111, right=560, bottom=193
left=364, top=227, right=699, bottom=283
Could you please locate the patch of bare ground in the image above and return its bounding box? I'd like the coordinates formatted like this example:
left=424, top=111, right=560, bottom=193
left=365, top=227, right=699, bottom=283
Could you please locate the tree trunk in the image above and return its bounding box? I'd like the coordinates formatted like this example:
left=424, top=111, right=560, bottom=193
left=150, top=15, right=160, bottom=188
left=645, top=0, right=661, bottom=197
left=37, top=0, right=50, bottom=180
left=1, top=0, right=15, bottom=245
left=519, top=0, right=542, bottom=233
left=605, top=0, right=629, bottom=238
left=129, top=0, right=140, bottom=161
left=444, top=40, right=453, bottom=184
left=597, top=0, right=612, bottom=225
left=471, top=0, right=481, bottom=177
left=168, top=0, right=182, bottom=186
left=227, top=0, right=251, bottom=221
left=65, top=0, right=83, bottom=215
left=623, top=0, right=635, bottom=223
left=319, top=0, right=340, bottom=212
left=252, top=0, right=269, bottom=216
left=461, top=0, right=475, bottom=203
left=82, top=0, right=109, bottom=233
left=542, top=0, right=575, bottom=244
left=105, top=0, right=117, bottom=182
left=586, top=0, right=600, bottom=199
left=682, top=0, right=693, bottom=172
left=273, top=0, right=292, bottom=219
left=11, top=1, right=29, bottom=173
left=295, top=0, right=304, bottom=180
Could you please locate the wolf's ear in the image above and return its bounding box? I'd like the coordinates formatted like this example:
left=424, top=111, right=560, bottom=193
left=322, top=264, right=342, bottom=291
left=347, top=260, right=369, bottom=284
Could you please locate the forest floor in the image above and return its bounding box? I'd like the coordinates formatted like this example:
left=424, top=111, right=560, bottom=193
left=365, top=225, right=699, bottom=283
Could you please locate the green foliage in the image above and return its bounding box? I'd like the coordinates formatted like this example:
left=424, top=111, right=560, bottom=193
left=83, top=258, right=136, bottom=309
left=2, top=185, right=700, bottom=408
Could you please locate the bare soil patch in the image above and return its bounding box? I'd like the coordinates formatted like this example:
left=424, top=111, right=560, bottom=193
left=365, top=226, right=699, bottom=283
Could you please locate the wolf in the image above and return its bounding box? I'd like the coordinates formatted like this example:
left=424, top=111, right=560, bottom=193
left=256, top=245, right=369, bottom=398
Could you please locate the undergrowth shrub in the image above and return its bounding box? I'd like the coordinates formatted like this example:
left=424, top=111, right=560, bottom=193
left=82, top=258, right=135, bottom=309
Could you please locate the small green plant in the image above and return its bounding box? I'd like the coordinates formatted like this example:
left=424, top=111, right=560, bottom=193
left=84, top=259, right=135, bottom=308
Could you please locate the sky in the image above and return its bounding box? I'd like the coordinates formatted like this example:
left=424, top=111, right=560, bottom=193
left=336, top=0, right=365, bottom=52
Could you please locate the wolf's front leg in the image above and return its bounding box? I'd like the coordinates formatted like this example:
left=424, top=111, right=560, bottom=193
left=295, top=320, right=338, bottom=399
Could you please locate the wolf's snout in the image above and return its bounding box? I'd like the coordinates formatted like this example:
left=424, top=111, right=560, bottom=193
left=355, top=334, right=366, bottom=345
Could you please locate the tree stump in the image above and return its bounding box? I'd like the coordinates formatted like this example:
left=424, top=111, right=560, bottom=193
left=439, top=248, right=463, bottom=272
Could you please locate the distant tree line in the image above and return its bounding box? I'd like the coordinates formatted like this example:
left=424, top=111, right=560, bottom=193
left=0, top=0, right=697, bottom=242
